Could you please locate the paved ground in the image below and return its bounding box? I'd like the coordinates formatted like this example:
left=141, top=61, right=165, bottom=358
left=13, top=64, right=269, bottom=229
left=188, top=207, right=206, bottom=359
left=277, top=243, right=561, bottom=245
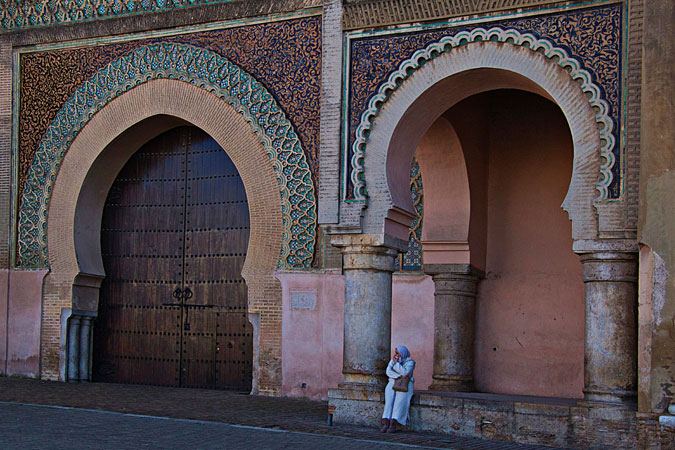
left=0, top=377, right=561, bottom=449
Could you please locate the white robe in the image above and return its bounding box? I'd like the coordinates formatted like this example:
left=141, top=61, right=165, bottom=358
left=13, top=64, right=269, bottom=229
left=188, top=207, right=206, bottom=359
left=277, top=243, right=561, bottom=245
left=381, top=358, right=415, bottom=425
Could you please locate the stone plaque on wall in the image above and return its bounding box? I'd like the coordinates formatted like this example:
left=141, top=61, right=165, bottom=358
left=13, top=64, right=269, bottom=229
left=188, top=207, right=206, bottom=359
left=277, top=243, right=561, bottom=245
left=291, top=290, right=317, bottom=310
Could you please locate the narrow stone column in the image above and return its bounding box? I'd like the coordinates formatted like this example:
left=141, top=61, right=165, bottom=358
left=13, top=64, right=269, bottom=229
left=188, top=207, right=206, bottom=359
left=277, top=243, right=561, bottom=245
left=426, top=264, right=480, bottom=391
left=67, top=315, right=81, bottom=382
left=580, top=252, right=638, bottom=402
left=332, top=235, right=399, bottom=388
left=79, top=316, right=92, bottom=381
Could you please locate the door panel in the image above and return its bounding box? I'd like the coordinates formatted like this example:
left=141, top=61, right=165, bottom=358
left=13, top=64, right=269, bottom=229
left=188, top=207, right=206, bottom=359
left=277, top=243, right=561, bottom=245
left=183, top=128, right=252, bottom=391
left=94, top=126, right=251, bottom=391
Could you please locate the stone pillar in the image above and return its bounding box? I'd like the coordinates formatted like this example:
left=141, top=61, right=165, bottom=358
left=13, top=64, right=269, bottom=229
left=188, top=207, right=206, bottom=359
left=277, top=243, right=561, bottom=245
left=78, top=317, right=92, bottom=381
left=580, top=252, right=638, bottom=402
left=332, top=235, right=398, bottom=388
left=67, top=315, right=81, bottom=382
left=426, top=264, right=480, bottom=391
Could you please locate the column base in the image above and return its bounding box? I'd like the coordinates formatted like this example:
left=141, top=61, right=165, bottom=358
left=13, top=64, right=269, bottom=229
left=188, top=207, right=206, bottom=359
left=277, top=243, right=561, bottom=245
left=583, top=386, right=637, bottom=404
left=341, top=370, right=387, bottom=389
left=429, top=375, right=473, bottom=392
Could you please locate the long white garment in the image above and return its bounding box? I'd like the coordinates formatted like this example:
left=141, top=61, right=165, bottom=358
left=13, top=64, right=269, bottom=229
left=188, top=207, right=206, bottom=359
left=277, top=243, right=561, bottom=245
left=381, top=358, right=415, bottom=425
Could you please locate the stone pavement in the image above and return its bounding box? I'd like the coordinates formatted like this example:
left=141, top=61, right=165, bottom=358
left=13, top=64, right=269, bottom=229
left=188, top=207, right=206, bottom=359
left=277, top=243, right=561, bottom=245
left=0, top=377, right=562, bottom=449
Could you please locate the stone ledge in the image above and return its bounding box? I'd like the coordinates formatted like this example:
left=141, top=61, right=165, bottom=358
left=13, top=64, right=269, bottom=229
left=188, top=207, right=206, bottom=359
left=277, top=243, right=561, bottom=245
left=329, top=388, right=638, bottom=448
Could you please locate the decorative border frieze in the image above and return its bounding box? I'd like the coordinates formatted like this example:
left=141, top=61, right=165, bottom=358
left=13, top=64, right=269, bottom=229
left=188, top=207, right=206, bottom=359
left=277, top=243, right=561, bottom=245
left=17, top=43, right=316, bottom=269
left=343, top=0, right=564, bottom=30
left=0, top=0, right=233, bottom=30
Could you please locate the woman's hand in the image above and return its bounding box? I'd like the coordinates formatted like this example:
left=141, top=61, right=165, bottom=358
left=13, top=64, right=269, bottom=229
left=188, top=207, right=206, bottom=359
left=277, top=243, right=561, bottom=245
left=393, top=348, right=400, bottom=363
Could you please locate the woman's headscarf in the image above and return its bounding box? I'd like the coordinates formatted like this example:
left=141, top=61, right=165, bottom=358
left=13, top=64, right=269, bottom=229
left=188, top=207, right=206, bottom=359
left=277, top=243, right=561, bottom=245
left=396, top=345, right=411, bottom=363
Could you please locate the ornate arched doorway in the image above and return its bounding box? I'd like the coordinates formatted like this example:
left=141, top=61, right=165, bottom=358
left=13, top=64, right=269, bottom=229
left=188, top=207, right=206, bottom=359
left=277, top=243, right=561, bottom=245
left=93, top=125, right=252, bottom=390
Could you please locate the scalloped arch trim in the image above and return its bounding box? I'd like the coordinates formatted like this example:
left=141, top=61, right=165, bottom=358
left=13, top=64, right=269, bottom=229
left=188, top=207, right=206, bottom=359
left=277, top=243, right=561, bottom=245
left=350, top=27, right=614, bottom=201
left=18, top=43, right=316, bottom=269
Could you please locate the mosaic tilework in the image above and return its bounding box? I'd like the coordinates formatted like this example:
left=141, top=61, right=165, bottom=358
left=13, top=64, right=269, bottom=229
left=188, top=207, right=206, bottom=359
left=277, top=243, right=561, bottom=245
left=0, top=0, right=233, bottom=29
left=402, top=158, right=423, bottom=271
left=17, top=43, right=316, bottom=269
left=19, top=16, right=322, bottom=201
left=346, top=4, right=622, bottom=200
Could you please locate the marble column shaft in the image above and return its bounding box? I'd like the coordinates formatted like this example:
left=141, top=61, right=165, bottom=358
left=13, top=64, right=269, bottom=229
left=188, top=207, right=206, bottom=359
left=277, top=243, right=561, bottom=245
left=427, top=265, right=480, bottom=391
left=79, top=317, right=92, bottom=381
left=580, top=251, right=638, bottom=402
left=338, top=241, right=398, bottom=388
left=67, top=316, right=81, bottom=382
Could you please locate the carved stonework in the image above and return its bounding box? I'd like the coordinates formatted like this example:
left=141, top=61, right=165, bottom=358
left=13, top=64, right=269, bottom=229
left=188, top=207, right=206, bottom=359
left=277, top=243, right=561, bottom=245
left=1, top=0, right=231, bottom=30
left=343, top=0, right=564, bottom=30
left=402, top=157, right=423, bottom=271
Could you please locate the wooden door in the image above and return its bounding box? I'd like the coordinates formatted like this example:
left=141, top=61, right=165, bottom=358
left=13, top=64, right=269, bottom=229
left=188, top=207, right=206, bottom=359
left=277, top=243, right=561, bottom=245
left=93, top=126, right=252, bottom=390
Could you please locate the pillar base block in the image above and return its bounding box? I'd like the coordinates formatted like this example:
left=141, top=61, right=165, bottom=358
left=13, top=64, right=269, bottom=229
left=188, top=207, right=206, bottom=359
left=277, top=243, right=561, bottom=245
left=429, top=375, right=473, bottom=392
left=341, top=370, right=387, bottom=389
left=583, top=387, right=637, bottom=404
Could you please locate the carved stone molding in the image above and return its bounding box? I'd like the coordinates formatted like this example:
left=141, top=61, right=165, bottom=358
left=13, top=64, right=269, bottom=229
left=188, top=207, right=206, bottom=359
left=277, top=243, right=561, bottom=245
left=343, top=0, right=565, bottom=30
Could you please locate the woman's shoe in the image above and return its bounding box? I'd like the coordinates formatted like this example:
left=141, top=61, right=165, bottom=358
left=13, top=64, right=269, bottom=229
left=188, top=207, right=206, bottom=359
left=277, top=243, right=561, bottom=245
left=386, top=419, right=398, bottom=433
left=380, top=419, right=390, bottom=433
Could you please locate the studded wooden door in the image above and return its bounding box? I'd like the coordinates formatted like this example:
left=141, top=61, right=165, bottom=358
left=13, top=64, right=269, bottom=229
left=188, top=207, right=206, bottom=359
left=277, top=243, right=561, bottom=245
left=93, top=126, right=253, bottom=391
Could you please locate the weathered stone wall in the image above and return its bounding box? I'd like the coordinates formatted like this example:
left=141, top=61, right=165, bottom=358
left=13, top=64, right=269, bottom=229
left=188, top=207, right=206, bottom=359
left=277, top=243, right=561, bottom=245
left=638, top=0, right=675, bottom=420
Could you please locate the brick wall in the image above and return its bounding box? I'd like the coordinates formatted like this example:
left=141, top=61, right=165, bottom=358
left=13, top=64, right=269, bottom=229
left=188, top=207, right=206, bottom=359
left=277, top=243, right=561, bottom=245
left=625, top=0, right=644, bottom=232
left=0, top=39, right=11, bottom=269
left=318, top=0, right=343, bottom=225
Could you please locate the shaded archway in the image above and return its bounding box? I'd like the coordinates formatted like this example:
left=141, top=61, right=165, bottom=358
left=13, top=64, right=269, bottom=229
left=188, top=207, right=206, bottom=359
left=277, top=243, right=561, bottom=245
left=45, top=79, right=283, bottom=393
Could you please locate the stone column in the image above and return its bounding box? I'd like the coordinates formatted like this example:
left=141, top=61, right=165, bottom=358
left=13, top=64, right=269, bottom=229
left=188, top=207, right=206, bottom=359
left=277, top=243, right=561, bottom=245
left=332, top=235, right=399, bottom=388
left=426, top=264, right=480, bottom=391
left=78, top=316, right=92, bottom=381
left=67, top=315, right=81, bottom=382
left=580, top=252, right=638, bottom=402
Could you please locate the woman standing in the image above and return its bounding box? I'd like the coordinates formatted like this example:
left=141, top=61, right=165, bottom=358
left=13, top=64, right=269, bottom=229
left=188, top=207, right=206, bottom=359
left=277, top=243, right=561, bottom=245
left=381, top=345, right=415, bottom=433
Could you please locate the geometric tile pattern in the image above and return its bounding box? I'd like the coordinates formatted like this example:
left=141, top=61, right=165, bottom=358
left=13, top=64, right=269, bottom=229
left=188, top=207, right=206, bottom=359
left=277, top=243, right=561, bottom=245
left=17, top=43, right=316, bottom=269
left=346, top=5, right=622, bottom=200
left=402, top=158, right=423, bottom=271
left=349, top=26, right=617, bottom=201
left=19, top=16, right=322, bottom=202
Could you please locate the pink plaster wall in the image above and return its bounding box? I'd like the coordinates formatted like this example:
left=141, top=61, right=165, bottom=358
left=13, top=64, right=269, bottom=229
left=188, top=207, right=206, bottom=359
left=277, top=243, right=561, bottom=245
left=392, top=273, right=435, bottom=390
left=444, top=99, right=491, bottom=272
left=0, top=270, right=8, bottom=373
left=278, top=272, right=344, bottom=400
left=448, top=90, right=584, bottom=399
left=279, top=271, right=435, bottom=398
left=1, top=270, right=47, bottom=377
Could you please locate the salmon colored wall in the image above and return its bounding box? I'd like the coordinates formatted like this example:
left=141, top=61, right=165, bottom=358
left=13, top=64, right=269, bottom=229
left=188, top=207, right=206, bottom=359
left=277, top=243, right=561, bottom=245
left=447, top=90, right=584, bottom=398
left=444, top=98, right=491, bottom=272
left=0, top=269, right=47, bottom=377
left=278, top=272, right=345, bottom=400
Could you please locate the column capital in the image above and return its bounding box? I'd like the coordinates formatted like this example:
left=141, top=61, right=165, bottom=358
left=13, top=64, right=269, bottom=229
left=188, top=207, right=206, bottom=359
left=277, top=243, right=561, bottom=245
left=573, top=239, right=639, bottom=254
left=424, top=263, right=484, bottom=278
left=579, top=252, right=638, bottom=283
left=331, top=234, right=399, bottom=272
